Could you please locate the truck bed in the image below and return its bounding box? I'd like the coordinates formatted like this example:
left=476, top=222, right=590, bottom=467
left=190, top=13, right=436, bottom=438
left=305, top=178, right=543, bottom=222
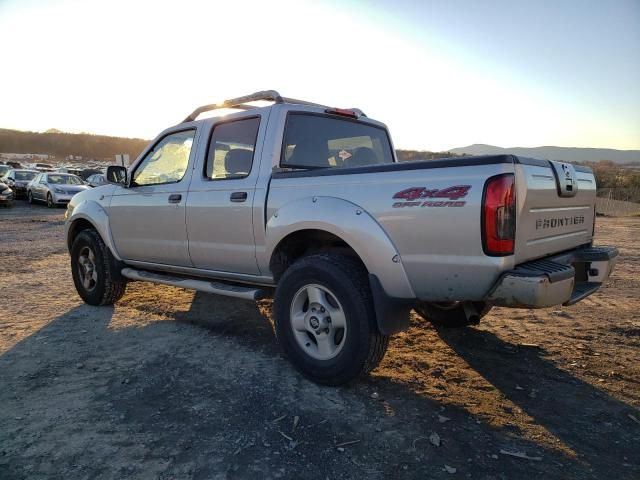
left=268, top=155, right=596, bottom=302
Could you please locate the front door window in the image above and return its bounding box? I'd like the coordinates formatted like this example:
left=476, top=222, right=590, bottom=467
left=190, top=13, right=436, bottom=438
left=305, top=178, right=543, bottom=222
left=131, top=130, right=195, bottom=186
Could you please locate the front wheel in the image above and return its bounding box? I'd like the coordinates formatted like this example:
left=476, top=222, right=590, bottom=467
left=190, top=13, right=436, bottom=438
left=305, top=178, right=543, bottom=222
left=71, top=229, right=127, bottom=305
left=27, top=191, right=34, bottom=204
left=414, top=301, right=492, bottom=328
left=46, top=193, right=54, bottom=208
left=273, top=254, right=389, bottom=385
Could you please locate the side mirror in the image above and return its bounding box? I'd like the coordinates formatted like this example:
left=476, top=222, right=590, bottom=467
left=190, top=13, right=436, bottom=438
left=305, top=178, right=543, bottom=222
left=106, top=165, right=127, bottom=185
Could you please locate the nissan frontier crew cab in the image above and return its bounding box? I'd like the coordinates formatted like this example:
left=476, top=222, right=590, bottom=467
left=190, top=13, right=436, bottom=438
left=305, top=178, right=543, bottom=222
left=65, top=90, right=618, bottom=385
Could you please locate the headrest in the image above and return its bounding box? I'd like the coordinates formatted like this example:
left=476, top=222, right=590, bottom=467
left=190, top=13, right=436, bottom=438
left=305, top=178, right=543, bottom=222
left=348, top=147, right=377, bottom=167
left=287, top=140, right=329, bottom=167
left=224, top=149, right=253, bottom=175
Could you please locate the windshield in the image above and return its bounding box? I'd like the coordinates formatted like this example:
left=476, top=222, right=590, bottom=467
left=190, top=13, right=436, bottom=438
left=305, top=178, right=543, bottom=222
left=15, top=171, right=37, bottom=181
left=47, top=174, right=84, bottom=185
left=281, top=113, right=394, bottom=169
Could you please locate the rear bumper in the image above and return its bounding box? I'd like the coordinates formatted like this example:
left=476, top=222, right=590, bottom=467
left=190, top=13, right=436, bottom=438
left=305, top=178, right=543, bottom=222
left=486, top=246, right=618, bottom=308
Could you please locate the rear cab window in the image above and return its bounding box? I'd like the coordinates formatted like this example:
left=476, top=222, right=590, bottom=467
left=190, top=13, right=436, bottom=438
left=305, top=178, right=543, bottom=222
left=281, top=113, right=394, bottom=169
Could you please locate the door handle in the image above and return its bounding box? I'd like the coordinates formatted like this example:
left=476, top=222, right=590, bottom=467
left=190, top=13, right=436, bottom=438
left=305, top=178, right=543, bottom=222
left=168, top=193, right=182, bottom=204
left=230, top=191, right=248, bottom=202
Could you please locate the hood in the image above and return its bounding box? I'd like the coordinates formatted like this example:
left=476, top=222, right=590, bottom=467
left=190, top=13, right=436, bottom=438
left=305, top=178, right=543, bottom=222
left=51, top=184, right=91, bottom=193
left=65, top=185, right=91, bottom=193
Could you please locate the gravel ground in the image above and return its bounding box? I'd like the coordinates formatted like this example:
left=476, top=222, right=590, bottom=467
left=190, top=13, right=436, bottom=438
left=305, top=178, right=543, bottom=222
left=0, top=200, right=639, bottom=479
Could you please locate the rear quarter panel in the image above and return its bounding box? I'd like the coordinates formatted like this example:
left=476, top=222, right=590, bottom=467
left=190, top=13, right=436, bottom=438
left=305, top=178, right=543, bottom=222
left=267, top=162, right=515, bottom=301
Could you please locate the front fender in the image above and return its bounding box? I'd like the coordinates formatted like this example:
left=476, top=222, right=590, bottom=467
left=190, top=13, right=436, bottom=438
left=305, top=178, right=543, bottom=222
left=266, top=196, right=415, bottom=300
left=65, top=199, right=121, bottom=260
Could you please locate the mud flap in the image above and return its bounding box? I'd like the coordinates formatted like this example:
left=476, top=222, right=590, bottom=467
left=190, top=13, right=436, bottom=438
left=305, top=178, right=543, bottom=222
left=368, top=274, right=415, bottom=335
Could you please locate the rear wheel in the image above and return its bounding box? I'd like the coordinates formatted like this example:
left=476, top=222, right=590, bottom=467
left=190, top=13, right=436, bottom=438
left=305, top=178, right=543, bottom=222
left=414, top=301, right=492, bottom=328
left=46, top=193, right=54, bottom=208
left=71, top=229, right=127, bottom=305
left=274, top=253, right=389, bottom=385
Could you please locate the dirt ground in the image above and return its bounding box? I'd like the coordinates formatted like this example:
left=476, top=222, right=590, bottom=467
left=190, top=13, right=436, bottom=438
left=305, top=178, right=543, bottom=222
left=0, top=201, right=638, bottom=479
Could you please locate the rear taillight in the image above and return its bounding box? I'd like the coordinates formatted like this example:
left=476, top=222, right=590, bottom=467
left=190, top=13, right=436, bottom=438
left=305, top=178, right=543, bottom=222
left=482, top=173, right=516, bottom=256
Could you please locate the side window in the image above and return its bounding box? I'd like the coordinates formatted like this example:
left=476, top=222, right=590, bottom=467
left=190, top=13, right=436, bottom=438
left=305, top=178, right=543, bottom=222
left=281, top=113, right=394, bottom=169
left=205, top=117, right=260, bottom=180
left=39, top=175, right=46, bottom=184
left=132, top=130, right=195, bottom=186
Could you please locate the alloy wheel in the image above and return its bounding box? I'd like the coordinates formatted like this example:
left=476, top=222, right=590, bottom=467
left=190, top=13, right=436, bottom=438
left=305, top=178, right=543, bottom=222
left=77, top=246, right=98, bottom=292
left=289, top=283, right=347, bottom=361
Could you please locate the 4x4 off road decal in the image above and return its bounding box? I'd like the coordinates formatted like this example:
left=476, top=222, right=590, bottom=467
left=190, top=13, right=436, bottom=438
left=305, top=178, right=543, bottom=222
left=392, top=185, right=471, bottom=208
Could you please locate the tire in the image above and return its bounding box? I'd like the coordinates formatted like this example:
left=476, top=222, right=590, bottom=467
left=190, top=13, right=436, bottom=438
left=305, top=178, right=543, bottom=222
left=273, top=253, right=389, bottom=386
left=27, top=191, right=33, bottom=204
left=70, top=229, right=127, bottom=306
left=414, top=301, right=492, bottom=328
left=46, top=193, right=54, bottom=208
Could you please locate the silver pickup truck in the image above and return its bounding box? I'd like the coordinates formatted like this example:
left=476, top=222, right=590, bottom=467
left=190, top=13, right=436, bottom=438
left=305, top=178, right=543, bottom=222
left=65, top=90, right=617, bottom=385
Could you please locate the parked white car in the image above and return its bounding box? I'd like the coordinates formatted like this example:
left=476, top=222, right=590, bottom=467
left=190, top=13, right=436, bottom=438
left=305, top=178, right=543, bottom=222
left=27, top=172, right=90, bottom=207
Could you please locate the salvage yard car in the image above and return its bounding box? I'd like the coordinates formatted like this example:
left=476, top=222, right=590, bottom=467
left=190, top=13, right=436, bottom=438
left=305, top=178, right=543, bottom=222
left=64, top=90, right=618, bottom=385
left=1, top=169, right=37, bottom=198
left=0, top=180, right=14, bottom=207
left=27, top=172, right=90, bottom=208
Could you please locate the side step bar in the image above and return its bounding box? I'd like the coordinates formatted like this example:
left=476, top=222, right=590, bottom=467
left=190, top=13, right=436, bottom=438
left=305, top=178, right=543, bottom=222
left=121, top=268, right=268, bottom=301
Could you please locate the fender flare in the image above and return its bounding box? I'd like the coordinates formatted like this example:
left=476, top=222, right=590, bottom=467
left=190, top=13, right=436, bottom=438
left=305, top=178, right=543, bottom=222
left=65, top=199, right=121, bottom=261
left=266, top=196, right=416, bottom=334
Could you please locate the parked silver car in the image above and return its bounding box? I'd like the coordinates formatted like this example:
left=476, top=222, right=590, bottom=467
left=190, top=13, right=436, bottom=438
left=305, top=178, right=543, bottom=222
left=65, top=90, right=617, bottom=385
left=27, top=172, right=90, bottom=207
left=0, top=180, right=14, bottom=207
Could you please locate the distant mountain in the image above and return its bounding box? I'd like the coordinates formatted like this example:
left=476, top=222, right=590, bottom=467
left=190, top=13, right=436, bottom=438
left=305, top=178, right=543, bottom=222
left=449, top=144, right=640, bottom=164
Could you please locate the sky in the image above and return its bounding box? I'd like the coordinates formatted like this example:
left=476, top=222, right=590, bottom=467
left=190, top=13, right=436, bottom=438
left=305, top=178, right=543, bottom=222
left=0, top=0, right=638, bottom=151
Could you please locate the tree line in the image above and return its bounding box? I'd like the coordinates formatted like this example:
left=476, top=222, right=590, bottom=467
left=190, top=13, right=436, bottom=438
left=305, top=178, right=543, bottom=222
left=0, top=128, right=149, bottom=161
left=582, top=160, right=640, bottom=203
left=395, top=149, right=463, bottom=161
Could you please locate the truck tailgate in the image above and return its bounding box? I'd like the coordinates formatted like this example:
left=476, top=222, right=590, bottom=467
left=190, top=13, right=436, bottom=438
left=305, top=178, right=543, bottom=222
left=514, top=158, right=596, bottom=264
